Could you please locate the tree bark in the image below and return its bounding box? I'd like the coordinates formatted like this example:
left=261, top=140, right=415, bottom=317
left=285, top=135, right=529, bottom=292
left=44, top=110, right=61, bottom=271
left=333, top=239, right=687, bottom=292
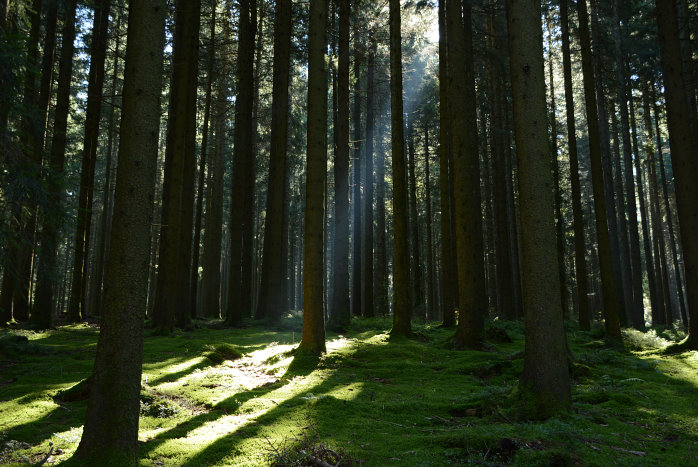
left=576, top=0, right=621, bottom=339
left=388, top=0, right=410, bottom=338
left=71, top=0, right=165, bottom=462
left=446, top=0, right=486, bottom=348
left=438, top=0, right=456, bottom=327
left=190, top=1, right=217, bottom=319
left=257, top=0, right=292, bottom=324
left=32, top=0, right=77, bottom=328
left=226, top=0, right=256, bottom=326
left=351, top=13, right=363, bottom=318
left=560, top=0, right=590, bottom=330
left=506, top=0, right=571, bottom=416
left=362, top=37, right=375, bottom=319
left=67, top=0, right=112, bottom=322
left=298, top=0, right=328, bottom=355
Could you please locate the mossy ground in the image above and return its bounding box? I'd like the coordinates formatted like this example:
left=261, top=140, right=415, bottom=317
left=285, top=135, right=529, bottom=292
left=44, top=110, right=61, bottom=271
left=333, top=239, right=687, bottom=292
left=1, top=317, right=697, bottom=466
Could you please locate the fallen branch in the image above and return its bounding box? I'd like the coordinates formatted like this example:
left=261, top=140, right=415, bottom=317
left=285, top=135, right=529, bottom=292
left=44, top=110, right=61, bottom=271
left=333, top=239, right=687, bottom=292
left=34, top=447, right=53, bottom=466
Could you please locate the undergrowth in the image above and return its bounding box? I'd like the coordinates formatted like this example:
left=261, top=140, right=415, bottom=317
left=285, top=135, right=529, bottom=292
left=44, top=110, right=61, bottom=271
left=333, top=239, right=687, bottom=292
left=0, top=318, right=697, bottom=466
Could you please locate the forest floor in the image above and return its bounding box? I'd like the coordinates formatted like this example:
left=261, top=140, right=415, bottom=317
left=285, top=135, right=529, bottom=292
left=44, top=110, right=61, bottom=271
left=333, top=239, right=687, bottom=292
left=0, top=316, right=697, bottom=466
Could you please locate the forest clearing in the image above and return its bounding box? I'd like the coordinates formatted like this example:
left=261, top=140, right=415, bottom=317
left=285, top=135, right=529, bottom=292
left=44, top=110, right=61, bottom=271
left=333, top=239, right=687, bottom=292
left=1, top=318, right=697, bottom=466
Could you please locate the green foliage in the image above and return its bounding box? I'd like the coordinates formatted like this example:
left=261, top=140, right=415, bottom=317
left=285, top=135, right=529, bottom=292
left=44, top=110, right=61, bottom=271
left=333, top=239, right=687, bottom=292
left=0, top=320, right=697, bottom=465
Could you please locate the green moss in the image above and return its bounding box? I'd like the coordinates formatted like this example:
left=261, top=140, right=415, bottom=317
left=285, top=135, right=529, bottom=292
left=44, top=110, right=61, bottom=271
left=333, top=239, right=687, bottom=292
left=204, top=343, right=244, bottom=364
left=1, top=321, right=697, bottom=466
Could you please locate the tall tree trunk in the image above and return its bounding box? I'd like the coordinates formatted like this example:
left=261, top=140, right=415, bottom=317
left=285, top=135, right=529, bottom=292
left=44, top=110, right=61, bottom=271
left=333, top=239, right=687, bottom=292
left=424, top=123, right=436, bottom=321
left=407, top=118, right=424, bottom=317
left=506, top=0, right=571, bottom=416
left=226, top=0, right=256, bottom=326
left=32, top=0, right=77, bottom=328
left=362, top=37, right=375, bottom=319
left=0, top=0, right=43, bottom=323
left=14, top=0, right=58, bottom=323
left=576, top=0, right=621, bottom=338
left=152, top=0, right=201, bottom=332
left=190, top=1, right=217, bottom=319
left=257, top=0, right=292, bottom=324
left=374, top=113, right=388, bottom=316
left=447, top=0, right=486, bottom=348
left=351, top=13, right=363, bottom=318
left=487, top=0, right=513, bottom=321
left=67, top=0, right=112, bottom=322
left=630, top=88, right=657, bottom=326
left=200, top=39, right=228, bottom=319
left=546, top=11, right=568, bottom=317
left=438, top=0, right=456, bottom=327
left=388, top=0, right=410, bottom=338
left=298, top=0, right=328, bottom=355
left=613, top=0, right=644, bottom=329
left=72, top=0, right=166, bottom=461
left=560, top=0, right=590, bottom=329
left=328, top=0, right=351, bottom=330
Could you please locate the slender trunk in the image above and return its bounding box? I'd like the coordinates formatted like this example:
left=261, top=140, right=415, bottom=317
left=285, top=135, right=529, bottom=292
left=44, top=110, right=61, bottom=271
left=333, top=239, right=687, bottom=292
left=298, top=0, right=328, bottom=355
left=32, top=0, right=77, bottom=327
left=407, top=118, right=424, bottom=317
left=351, top=15, right=363, bottom=318
left=226, top=0, right=256, bottom=326
left=424, top=123, right=436, bottom=321
left=328, top=0, right=351, bottom=329
left=374, top=113, right=388, bottom=316
left=67, top=0, right=112, bottom=322
left=438, top=0, right=456, bottom=327
left=190, top=2, right=217, bottom=318
left=362, top=37, right=375, bottom=318
left=560, top=0, right=590, bottom=329
left=447, top=0, right=486, bottom=348
left=200, top=54, right=228, bottom=319
left=613, top=0, right=644, bottom=329
left=576, top=0, right=621, bottom=338
left=388, top=0, right=410, bottom=337
left=546, top=12, right=568, bottom=317
left=257, top=0, right=292, bottom=323
left=631, top=89, right=657, bottom=326
left=652, top=99, right=689, bottom=328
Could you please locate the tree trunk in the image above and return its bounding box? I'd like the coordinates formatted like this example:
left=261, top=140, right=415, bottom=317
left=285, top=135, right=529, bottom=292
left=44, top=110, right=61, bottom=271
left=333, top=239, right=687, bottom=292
left=388, top=0, right=410, bottom=338
left=576, top=0, right=621, bottom=339
left=200, top=42, right=228, bottom=319
left=613, top=0, right=644, bottom=330
left=226, top=0, right=256, bottom=326
left=374, top=114, right=388, bottom=316
left=328, top=0, right=351, bottom=330
left=32, top=0, right=77, bottom=328
left=505, top=0, right=571, bottom=417
left=407, top=118, right=424, bottom=318
left=446, top=0, right=486, bottom=348
left=438, top=0, right=456, bottom=327
left=362, top=37, right=375, bottom=319
left=630, top=88, right=657, bottom=327
left=298, top=0, right=328, bottom=355
left=257, top=0, right=292, bottom=324
left=71, top=0, right=166, bottom=462
left=545, top=10, right=568, bottom=318
left=351, top=14, right=363, bottom=318
left=560, top=0, right=590, bottom=329
left=190, top=1, right=217, bottom=319
left=424, top=123, right=436, bottom=321
left=67, top=0, right=112, bottom=322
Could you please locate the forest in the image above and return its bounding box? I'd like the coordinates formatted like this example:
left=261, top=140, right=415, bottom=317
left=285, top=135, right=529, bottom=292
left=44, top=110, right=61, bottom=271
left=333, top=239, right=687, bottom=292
left=0, top=0, right=697, bottom=465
